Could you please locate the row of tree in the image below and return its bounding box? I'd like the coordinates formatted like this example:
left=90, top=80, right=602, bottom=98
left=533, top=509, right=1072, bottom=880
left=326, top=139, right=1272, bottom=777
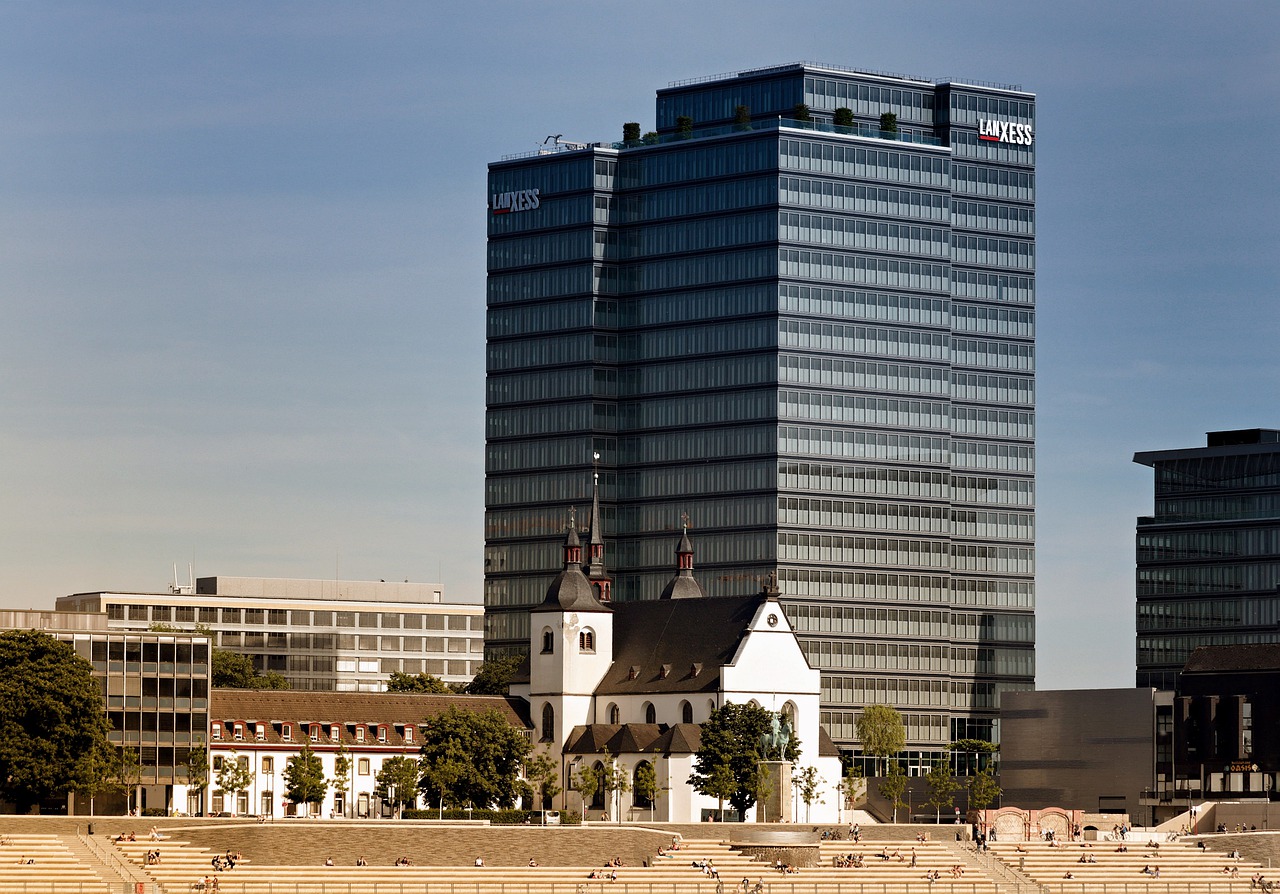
left=856, top=704, right=1002, bottom=822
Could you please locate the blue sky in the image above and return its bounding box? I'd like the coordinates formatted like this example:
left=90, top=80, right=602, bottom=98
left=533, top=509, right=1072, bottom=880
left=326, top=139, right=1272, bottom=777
left=0, top=2, right=1276, bottom=689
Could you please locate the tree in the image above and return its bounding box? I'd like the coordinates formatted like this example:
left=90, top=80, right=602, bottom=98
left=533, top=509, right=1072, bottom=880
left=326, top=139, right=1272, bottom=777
left=968, top=767, right=1002, bottom=811
left=795, top=765, right=824, bottom=823
left=833, top=107, right=855, bottom=128
left=690, top=703, right=798, bottom=820
left=418, top=706, right=531, bottom=808
left=622, top=122, right=641, bottom=144
left=0, top=630, right=114, bottom=813
left=386, top=671, right=452, bottom=694
left=215, top=753, right=252, bottom=816
left=856, top=705, right=905, bottom=775
left=112, top=747, right=143, bottom=815
left=676, top=115, right=694, bottom=139
left=923, top=758, right=960, bottom=823
left=879, top=112, right=898, bottom=134
left=573, top=761, right=600, bottom=816
left=332, top=743, right=352, bottom=818
left=375, top=756, right=421, bottom=816
left=838, top=763, right=864, bottom=821
left=524, top=749, right=562, bottom=811
left=949, top=738, right=999, bottom=775
left=878, top=761, right=908, bottom=823
left=283, top=743, right=327, bottom=814
left=633, top=761, right=657, bottom=816
left=459, top=655, right=522, bottom=695
left=597, top=750, right=630, bottom=822
left=792, top=103, right=811, bottom=123
left=752, top=766, right=774, bottom=822
left=183, top=738, right=210, bottom=815
left=733, top=105, right=751, bottom=131
left=211, top=649, right=289, bottom=690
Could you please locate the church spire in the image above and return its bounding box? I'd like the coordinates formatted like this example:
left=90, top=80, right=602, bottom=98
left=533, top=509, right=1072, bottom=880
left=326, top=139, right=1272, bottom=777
left=659, top=514, right=706, bottom=600
left=584, top=452, right=613, bottom=602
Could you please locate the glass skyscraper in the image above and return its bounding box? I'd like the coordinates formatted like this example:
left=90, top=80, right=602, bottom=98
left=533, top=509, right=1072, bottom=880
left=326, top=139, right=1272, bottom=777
left=1135, top=429, right=1280, bottom=690
left=486, top=62, right=1035, bottom=758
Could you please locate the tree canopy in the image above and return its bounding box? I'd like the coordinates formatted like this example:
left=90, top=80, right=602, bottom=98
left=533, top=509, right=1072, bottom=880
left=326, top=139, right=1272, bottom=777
left=0, top=630, right=114, bottom=813
left=386, top=671, right=452, bottom=694
left=417, top=706, right=531, bottom=808
left=375, top=756, right=422, bottom=810
left=856, top=704, right=905, bottom=774
left=689, top=702, right=798, bottom=818
left=923, top=758, right=961, bottom=822
left=283, top=743, right=328, bottom=808
left=460, top=655, right=522, bottom=695
left=211, top=649, right=289, bottom=689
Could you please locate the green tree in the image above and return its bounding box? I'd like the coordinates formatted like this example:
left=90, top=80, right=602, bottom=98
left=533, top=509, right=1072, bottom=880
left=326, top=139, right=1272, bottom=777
left=833, top=107, right=855, bottom=128
left=573, top=761, right=600, bottom=816
left=753, top=765, right=774, bottom=822
left=283, top=743, right=327, bottom=814
left=215, top=753, right=252, bottom=816
left=792, top=103, right=811, bottom=123
left=597, top=749, right=630, bottom=822
left=879, top=111, right=898, bottom=134
left=418, top=706, right=531, bottom=808
left=949, top=739, right=999, bottom=775
left=795, top=765, right=824, bottom=822
left=375, top=756, right=421, bottom=816
left=676, top=115, right=694, bottom=139
left=622, top=121, right=641, bottom=144
left=386, top=671, right=452, bottom=694
left=856, top=705, right=905, bottom=775
left=968, top=767, right=1002, bottom=811
left=0, top=630, right=114, bottom=813
left=878, top=761, right=908, bottom=823
left=211, top=649, right=289, bottom=689
left=839, top=763, right=864, bottom=816
left=459, top=655, right=522, bottom=695
left=183, top=738, right=210, bottom=815
left=113, top=746, right=143, bottom=814
left=524, top=749, right=562, bottom=811
left=923, top=758, right=960, bottom=823
left=690, top=703, right=798, bottom=820
left=733, top=104, right=751, bottom=131
left=332, top=743, right=352, bottom=817
left=633, top=761, right=657, bottom=813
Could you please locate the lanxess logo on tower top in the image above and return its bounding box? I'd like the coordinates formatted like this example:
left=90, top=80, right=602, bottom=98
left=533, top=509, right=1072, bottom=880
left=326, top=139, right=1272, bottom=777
left=978, top=119, right=1033, bottom=146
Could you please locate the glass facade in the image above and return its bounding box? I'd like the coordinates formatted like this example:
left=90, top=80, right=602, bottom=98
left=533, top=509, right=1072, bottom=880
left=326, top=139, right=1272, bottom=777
left=486, top=63, right=1036, bottom=756
left=1135, top=429, right=1280, bottom=689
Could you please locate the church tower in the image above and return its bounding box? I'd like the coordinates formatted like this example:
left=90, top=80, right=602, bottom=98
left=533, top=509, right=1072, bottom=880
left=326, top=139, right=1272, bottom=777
left=527, top=508, right=614, bottom=762
left=584, top=455, right=612, bottom=603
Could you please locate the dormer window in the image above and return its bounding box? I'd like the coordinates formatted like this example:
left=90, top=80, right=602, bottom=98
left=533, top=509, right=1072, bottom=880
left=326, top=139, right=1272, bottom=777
left=212, top=723, right=223, bottom=741
left=627, top=666, right=640, bottom=681
left=377, top=726, right=387, bottom=743
left=356, top=727, right=365, bottom=743
left=310, top=724, right=320, bottom=742
left=689, top=663, right=702, bottom=678
left=255, top=723, right=265, bottom=741
left=404, top=726, right=414, bottom=744
left=233, top=724, right=244, bottom=741
left=330, top=724, right=340, bottom=741
left=281, top=724, right=292, bottom=742
left=659, top=664, right=671, bottom=680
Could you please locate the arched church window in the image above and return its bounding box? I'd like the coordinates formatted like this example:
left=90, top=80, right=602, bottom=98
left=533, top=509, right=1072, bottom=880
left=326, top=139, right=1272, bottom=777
left=541, top=628, right=554, bottom=654
left=680, top=700, right=694, bottom=724
left=541, top=703, right=555, bottom=742
left=644, top=702, right=656, bottom=724
left=607, top=703, right=620, bottom=724
left=579, top=629, right=595, bottom=653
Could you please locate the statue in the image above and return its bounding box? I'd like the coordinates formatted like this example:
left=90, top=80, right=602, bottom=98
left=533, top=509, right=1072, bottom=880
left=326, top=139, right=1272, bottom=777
left=759, top=711, right=792, bottom=761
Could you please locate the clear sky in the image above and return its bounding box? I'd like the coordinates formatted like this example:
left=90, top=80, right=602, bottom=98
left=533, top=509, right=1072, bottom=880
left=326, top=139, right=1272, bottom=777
left=1, top=2, right=1276, bottom=690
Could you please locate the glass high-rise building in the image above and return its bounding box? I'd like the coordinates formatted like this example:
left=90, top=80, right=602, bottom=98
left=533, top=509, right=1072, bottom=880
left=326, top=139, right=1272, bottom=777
left=486, top=62, right=1035, bottom=758
left=1135, top=429, right=1280, bottom=690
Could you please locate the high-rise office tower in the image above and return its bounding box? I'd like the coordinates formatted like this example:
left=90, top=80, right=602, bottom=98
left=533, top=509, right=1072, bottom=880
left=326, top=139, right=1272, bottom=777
left=1135, top=429, right=1280, bottom=690
left=486, top=63, right=1035, bottom=758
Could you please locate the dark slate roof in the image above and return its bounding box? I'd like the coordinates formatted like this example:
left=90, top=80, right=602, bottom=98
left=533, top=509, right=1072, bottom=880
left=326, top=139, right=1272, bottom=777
left=817, top=725, right=840, bottom=757
left=597, top=593, right=765, bottom=696
left=565, top=723, right=701, bottom=756
left=1183, top=644, right=1280, bottom=674
left=209, top=689, right=531, bottom=748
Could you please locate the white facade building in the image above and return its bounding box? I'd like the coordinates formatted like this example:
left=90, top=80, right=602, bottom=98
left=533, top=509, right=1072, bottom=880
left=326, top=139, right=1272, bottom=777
left=57, top=576, right=483, bottom=690
left=509, top=510, right=845, bottom=823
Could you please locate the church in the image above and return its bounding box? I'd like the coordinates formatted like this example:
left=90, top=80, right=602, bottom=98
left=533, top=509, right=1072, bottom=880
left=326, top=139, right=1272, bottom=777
left=508, top=483, right=845, bottom=822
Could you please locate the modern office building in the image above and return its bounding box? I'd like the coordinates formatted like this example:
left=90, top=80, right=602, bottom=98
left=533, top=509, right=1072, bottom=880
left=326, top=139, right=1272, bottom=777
left=57, top=576, right=484, bottom=691
left=0, top=609, right=211, bottom=815
left=486, top=62, right=1036, bottom=759
left=1134, top=429, right=1280, bottom=689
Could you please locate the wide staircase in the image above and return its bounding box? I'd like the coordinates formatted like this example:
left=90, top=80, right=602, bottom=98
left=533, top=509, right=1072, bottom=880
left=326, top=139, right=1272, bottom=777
left=114, top=832, right=1003, bottom=894
left=987, top=837, right=1266, bottom=891
left=0, top=832, right=113, bottom=894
